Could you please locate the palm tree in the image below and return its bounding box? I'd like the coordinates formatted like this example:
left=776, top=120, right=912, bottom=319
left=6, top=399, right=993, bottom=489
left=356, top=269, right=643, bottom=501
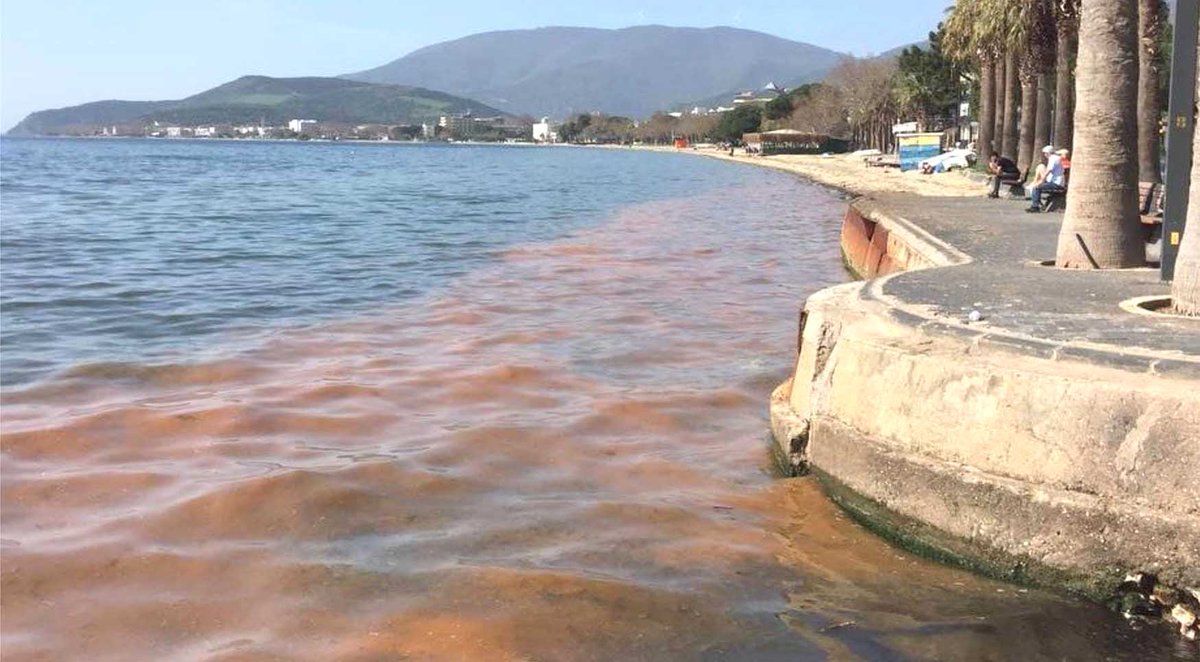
left=1001, top=51, right=1021, bottom=158
left=1053, top=0, right=1080, bottom=149
left=1014, top=0, right=1058, bottom=168
left=994, top=58, right=1008, bottom=150
left=1035, top=74, right=1053, bottom=154
left=1054, top=0, right=1142, bottom=268
left=1018, top=68, right=1038, bottom=172
left=979, top=58, right=997, bottom=156
left=1137, top=0, right=1165, bottom=184
left=943, top=0, right=1009, bottom=156
left=1172, top=64, right=1200, bottom=315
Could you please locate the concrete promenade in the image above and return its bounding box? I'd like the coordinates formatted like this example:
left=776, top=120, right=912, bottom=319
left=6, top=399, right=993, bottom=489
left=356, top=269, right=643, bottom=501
left=770, top=187, right=1200, bottom=596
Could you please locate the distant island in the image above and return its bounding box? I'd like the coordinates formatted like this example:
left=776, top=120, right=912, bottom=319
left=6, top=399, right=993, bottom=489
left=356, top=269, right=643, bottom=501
left=5, top=75, right=527, bottom=141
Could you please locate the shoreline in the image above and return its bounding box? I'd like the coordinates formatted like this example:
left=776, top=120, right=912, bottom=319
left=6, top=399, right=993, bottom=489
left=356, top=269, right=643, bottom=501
left=768, top=183, right=1199, bottom=636
left=617, top=137, right=1200, bottom=638
left=611, top=143, right=987, bottom=199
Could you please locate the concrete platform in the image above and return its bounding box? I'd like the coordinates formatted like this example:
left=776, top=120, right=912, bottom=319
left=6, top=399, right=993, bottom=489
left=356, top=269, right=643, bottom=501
left=771, top=192, right=1200, bottom=595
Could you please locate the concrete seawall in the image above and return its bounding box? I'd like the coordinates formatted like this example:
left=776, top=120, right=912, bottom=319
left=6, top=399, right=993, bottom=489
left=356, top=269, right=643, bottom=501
left=771, top=196, right=1200, bottom=595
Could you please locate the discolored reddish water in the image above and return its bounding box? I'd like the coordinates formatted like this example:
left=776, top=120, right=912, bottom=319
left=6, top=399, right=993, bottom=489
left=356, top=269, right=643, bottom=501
left=1, top=171, right=1179, bottom=660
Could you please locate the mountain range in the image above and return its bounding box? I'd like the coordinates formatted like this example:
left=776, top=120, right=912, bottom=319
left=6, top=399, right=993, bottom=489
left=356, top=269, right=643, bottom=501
left=10, top=25, right=918, bottom=136
left=7, top=76, right=507, bottom=136
left=346, top=26, right=846, bottom=119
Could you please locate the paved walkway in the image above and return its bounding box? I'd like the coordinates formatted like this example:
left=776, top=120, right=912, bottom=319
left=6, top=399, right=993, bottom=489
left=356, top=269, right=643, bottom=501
left=861, top=193, right=1200, bottom=378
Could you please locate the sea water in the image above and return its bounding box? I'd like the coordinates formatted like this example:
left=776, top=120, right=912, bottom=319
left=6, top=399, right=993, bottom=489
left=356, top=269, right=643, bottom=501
left=0, top=139, right=1177, bottom=660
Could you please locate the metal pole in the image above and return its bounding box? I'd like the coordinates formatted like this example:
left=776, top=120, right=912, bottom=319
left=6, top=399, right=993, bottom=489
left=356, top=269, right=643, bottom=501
left=1162, top=0, right=1199, bottom=280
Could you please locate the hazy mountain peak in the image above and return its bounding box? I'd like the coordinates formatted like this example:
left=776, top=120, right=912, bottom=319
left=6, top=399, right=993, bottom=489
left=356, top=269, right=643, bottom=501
left=345, top=25, right=844, bottom=119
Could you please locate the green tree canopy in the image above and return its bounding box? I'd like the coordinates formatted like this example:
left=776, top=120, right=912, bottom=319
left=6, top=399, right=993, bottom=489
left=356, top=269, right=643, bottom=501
left=713, top=105, right=762, bottom=143
left=764, top=94, right=794, bottom=120
left=893, top=24, right=962, bottom=125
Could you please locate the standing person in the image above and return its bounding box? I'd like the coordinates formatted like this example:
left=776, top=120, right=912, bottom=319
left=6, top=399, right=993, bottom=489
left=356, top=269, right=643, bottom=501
left=1027, top=145, right=1066, bottom=212
left=986, top=152, right=1021, bottom=198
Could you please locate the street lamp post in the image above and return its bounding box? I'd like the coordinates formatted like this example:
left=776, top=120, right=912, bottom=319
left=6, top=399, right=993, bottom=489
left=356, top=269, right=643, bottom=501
left=1161, top=0, right=1199, bottom=280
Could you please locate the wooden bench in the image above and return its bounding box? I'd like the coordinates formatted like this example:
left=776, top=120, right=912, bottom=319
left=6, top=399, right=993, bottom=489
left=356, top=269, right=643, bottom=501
left=1002, top=169, right=1027, bottom=197
left=1041, top=188, right=1067, bottom=211
left=1037, top=167, right=1071, bottom=211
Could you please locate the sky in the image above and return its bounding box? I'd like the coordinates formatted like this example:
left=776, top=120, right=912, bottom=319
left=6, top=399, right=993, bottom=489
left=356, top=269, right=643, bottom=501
left=0, top=0, right=950, bottom=132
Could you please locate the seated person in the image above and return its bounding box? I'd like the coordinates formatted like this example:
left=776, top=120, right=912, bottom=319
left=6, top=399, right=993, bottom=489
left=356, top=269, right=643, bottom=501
left=1056, top=148, right=1071, bottom=171
left=986, top=152, right=1021, bottom=198
left=1056, top=148, right=1071, bottom=186
left=1027, top=145, right=1066, bottom=213
left=1029, top=156, right=1048, bottom=196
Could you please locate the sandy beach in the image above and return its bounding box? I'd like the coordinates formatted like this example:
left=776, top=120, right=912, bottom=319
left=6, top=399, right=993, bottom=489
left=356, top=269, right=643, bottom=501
left=628, top=144, right=987, bottom=198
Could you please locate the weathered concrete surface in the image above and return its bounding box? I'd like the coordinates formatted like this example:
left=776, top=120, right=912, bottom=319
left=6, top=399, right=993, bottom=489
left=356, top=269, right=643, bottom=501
left=772, top=194, right=1200, bottom=592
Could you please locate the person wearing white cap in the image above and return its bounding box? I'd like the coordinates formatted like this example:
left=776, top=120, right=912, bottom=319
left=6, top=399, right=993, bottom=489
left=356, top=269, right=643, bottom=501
left=1027, top=145, right=1066, bottom=213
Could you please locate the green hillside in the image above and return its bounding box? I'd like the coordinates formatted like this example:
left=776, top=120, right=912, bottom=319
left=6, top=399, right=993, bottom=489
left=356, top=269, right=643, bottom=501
left=7, top=76, right=508, bottom=135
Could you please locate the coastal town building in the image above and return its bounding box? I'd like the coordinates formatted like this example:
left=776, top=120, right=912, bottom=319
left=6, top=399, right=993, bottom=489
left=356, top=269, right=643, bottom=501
left=732, top=82, right=787, bottom=106
left=287, top=119, right=317, bottom=133
left=532, top=118, right=555, bottom=142
left=438, top=113, right=474, bottom=138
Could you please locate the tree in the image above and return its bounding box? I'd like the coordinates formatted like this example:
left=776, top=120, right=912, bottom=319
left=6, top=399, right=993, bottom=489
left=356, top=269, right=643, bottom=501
left=942, top=0, right=1012, bottom=157
left=1034, top=73, right=1053, bottom=156
left=1053, top=0, right=1080, bottom=149
left=894, top=25, right=962, bottom=128
left=1054, top=0, right=1142, bottom=269
left=764, top=94, right=794, bottom=121
left=979, top=58, right=997, bottom=156
left=558, top=114, right=592, bottom=143
left=579, top=115, right=634, bottom=143
left=827, top=57, right=899, bottom=151
left=636, top=112, right=681, bottom=144
left=1171, top=60, right=1200, bottom=314
left=1018, top=67, right=1039, bottom=171
left=713, top=105, right=762, bottom=143
left=1002, top=0, right=1058, bottom=170
left=1137, top=0, right=1166, bottom=183
left=995, top=58, right=1008, bottom=154
left=787, top=85, right=849, bottom=137
left=1001, top=51, right=1021, bottom=159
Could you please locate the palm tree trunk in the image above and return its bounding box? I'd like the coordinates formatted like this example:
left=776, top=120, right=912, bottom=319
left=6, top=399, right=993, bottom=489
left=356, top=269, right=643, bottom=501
left=1137, top=0, right=1164, bottom=183
left=1035, top=73, right=1053, bottom=154
left=979, top=58, right=996, bottom=158
left=1002, top=51, right=1021, bottom=159
left=1172, top=62, right=1200, bottom=314
left=1054, top=26, right=1078, bottom=149
left=994, top=58, right=1008, bottom=153
left=1055, top=0, right=1142, bottom=269
left=1017, top=72, right=1038, bottom=173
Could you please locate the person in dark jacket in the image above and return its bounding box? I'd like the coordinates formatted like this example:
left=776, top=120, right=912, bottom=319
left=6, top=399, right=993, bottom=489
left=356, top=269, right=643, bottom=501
left=986, top=152, right=1021, bottom=198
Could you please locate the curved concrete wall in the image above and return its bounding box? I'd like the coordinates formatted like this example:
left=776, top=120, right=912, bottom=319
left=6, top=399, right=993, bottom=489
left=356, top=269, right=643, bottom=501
left=771, top=199, right=1200, bottom=592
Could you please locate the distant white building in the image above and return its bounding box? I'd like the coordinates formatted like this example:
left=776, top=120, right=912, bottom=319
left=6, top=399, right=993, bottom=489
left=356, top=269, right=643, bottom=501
left=439, top=114, right=474, bottom=138
left=532, top=117, right=556, bottom=143
left=287, top=119, right=318, bottom=133
left=194, top=126, right=217, bottom=138
left=165, top=126, right=184, bottom=138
